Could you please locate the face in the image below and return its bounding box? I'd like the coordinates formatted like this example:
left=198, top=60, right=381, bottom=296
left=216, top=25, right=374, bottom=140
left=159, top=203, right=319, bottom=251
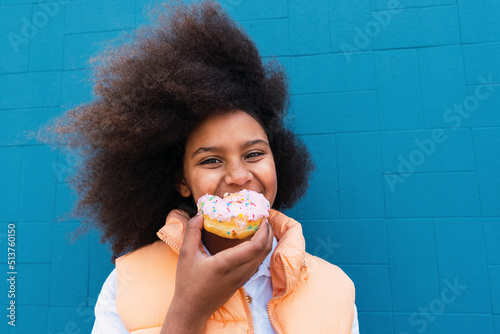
left=177, top=110, right=278, bottom=207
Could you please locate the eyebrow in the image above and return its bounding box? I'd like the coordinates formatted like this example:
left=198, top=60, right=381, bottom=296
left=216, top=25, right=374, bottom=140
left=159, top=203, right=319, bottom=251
left=191, top=146, right=222, bottom=158
left=242, top=139, right=269, bottom=149
left=191, top=139, right=269, bottom=158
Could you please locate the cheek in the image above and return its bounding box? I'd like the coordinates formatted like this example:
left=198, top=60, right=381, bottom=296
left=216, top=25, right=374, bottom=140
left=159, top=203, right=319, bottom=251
left=259, top=160, right=278, bottom=199
left=266, top=159, right=278, bottom=184
left=267, top=167, right=278, bottom=188
left=190, top=170, right=222, bottom=199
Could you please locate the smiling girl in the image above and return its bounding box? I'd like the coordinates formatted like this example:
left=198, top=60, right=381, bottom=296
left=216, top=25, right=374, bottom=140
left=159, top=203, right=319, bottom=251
left=46, top=1, right=358, bottom=333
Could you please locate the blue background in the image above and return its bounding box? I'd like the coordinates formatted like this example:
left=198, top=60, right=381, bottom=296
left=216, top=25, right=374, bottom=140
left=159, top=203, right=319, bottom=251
left=1, top=0, right=499, bottom=333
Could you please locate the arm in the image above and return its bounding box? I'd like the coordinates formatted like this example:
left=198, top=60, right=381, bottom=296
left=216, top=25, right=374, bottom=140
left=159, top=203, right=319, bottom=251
left=160, top=213, right=274, bottom=334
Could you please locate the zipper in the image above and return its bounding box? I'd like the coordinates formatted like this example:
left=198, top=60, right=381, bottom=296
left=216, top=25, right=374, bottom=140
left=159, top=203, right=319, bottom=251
left=266, top=254, right=290, bottom=334
left=267, top=256, right=309, bottom=333
left=241, top=287, right=255, bottom=334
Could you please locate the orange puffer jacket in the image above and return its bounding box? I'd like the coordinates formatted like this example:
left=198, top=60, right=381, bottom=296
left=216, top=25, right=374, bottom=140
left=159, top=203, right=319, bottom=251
left=115, top=209, right=355, bottom=334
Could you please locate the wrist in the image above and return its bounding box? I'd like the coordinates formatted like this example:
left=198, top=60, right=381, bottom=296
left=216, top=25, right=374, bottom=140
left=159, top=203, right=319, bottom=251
left=161, top=298, right=210, bottom=334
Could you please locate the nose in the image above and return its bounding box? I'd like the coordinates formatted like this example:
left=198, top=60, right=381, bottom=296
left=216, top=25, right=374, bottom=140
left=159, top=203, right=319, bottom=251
left=224, top=161, right=253, bottom=187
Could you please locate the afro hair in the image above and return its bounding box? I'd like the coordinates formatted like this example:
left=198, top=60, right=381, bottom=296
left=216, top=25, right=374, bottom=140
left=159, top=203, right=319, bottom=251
left=43, top=0, right=314, bottom=261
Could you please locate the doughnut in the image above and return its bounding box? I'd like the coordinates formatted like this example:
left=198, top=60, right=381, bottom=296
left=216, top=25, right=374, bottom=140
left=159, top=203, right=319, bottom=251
left=197, top=189, right=270, bottom=239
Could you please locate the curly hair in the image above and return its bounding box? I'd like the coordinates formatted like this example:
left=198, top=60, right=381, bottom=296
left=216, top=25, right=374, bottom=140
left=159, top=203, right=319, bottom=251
left=43, top=0, right=314, bottom=261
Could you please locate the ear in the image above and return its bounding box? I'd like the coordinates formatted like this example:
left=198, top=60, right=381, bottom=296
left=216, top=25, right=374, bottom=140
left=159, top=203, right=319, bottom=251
left=175, top=178, right=192, bottom=198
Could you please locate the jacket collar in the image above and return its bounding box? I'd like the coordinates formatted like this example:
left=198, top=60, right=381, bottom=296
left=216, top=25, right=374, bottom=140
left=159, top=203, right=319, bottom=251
left=156, top=209, right=306, bottom=298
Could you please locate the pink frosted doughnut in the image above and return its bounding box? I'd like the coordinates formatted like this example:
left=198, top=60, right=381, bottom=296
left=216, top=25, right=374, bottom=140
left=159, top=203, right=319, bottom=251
left=197, top=189, right=270, bottom=239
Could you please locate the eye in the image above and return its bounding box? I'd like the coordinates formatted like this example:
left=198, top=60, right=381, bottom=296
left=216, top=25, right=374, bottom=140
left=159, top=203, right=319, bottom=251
left=200, top=158, right=222, bottom=165
left=246, top=152, right=264, bottom=159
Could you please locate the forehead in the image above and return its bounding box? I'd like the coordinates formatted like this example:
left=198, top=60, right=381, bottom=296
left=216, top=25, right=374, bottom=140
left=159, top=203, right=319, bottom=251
left=185, top=111, right=268, bottom=149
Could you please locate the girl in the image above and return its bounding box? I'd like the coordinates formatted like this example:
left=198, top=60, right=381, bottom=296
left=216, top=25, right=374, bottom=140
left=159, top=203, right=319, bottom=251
left=47, top=1, right=359, bottom=333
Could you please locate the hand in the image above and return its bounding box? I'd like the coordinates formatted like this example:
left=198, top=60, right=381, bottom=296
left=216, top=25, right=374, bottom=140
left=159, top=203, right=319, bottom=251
left=161, top=213, right=274, bottom=333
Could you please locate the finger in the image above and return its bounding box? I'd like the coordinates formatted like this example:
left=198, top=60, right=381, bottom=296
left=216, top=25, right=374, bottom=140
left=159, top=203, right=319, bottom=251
left=213, top=221, right=274, bottom=284
left=264, top=218, right=274, bottom=251
left=216, top=219, right=272, bottom=267
left=180, top=213, right=204, bottom=257
left=248, top=218, right=273, bottom=263
left=251, top=218, right=273, bottom=255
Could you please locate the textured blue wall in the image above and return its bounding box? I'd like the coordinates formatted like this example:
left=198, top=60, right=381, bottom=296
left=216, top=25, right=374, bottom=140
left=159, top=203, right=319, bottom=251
left=0, top=0, right=499, bottom=333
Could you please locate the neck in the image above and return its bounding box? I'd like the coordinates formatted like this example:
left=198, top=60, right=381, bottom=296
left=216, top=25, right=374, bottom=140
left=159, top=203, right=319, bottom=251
left=201, top=229, right=251, bottom=255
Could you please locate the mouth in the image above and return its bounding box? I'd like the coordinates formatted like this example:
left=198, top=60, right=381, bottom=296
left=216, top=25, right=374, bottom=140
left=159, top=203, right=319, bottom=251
left=217, top=188, right=263, bottom=197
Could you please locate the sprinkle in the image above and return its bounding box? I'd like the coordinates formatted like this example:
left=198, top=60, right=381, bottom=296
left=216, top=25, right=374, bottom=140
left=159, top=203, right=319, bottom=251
left=196, top=190, right=270, bottom=227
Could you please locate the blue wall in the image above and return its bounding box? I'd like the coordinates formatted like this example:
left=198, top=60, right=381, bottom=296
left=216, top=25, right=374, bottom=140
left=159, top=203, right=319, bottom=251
left=1, top=0, right=499, bottom=333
